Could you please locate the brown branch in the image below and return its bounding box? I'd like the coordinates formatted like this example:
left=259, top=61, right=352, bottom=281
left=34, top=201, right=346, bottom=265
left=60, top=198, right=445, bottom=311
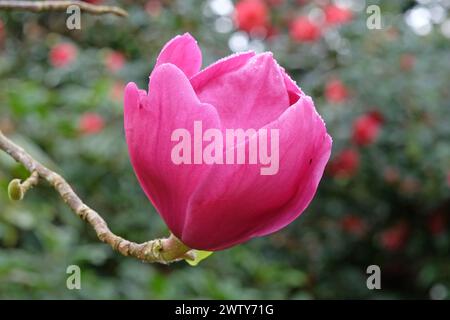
left=0, top=1, right=128, bottom=17
left=0, top=129, right=194, bottom=264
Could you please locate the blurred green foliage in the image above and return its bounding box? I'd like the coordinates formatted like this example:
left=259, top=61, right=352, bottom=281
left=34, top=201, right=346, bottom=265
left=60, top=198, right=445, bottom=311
left=0, top=0, right=449, bottom=299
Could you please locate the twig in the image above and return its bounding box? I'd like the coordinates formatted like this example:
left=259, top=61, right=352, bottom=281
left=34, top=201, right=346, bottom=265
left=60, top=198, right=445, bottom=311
left=0, top=129, right=194, bottom=264
left=0, top=1, right=128, bottom=17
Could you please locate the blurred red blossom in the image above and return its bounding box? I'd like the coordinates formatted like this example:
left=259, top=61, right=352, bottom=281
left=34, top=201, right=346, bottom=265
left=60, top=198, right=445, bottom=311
left=352, top=112, right=383, bottom=146
left=145, top=0, right=162, bottom=18
left=325, top=78, right=349, bottom=104
left=110, top=81, right=125, bottom=101
left=234, top=0, right=269, bottom=33
left=341, top=215, right=367, bottom=236
left=49, top=43, right=77, bottom=68
left=427, top=211, right=447, bottom=235
left=383, top=166, right=400, bottom=184
left=379, top=222, right=409, bottom=252
left=83, top=0, right=104, bottom=4
left=0, top=19, right=5, bottom=44
left=290, top=16, right=321, bottom=42
left=267, top=0, right=284, bottom=6
left=105, top=50, right=126, bottom=73
left=385, top=26, right=400, bottom=41
left=266, top=25, right=280, bottom=40
left=328, top=148, right=360, bottom=178
left=400, top=53, right=416, bottom=72
left=79, top=113, right=105, bottom=135
left=324, top=4, right=353, bottom=25
left=400, top=177, right=420, bottom=195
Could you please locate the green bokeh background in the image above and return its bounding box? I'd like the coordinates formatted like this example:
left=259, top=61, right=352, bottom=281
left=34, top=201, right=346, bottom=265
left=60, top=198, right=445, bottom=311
left=0, top=0, right=449, bottom=299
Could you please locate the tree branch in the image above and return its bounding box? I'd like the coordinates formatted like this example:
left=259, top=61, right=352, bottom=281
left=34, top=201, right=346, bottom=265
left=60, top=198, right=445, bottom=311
left=0, top=129, right=194, bottom=264
left=0, top=1, right=128, bottom=17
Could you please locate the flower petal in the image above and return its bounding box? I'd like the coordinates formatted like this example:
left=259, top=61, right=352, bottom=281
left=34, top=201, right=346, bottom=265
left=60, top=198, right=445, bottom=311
left=279, top=65, right=304, bottom=104
left=192, top=52, right=290, bottom=129
left=182, top=95, right=332, bottom=250
left=124, top=63, right=221, bottom=237
left=154, top=33, right=202, bottom=78
left=190, top=51, right=255, bottom=90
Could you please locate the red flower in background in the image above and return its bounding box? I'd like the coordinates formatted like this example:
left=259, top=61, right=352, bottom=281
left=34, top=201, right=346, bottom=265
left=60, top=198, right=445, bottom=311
left=146, top=0, right=162, bottom=18
left=427, top=211, right=447, bottom=236
left=267, top=0, right=284, bottom=6
left=325, top=78, right=349, bottom=104
left=79, top=113, right=105, bottom=135
left=383, top=166, right=400, bottom=184
left=324, top=4, right=353, bottom=25
left=352, top=112, right=383, bottom=146
left=234, top=0, right=269, bottom=33
left=110, top=81, right=125, bottom=101
left=400, top=177, right=420, bottom=195
left=49, top=43, right=77, bottom=68
left=341, top=215, right=367, bottom=236
left=105, top=51, right=126, bottom=73
left=290, top=16, right=321, bottom=42
left=83, top=0, right=104, bottom=4
left=0, top=19, right=5, bottom=43
left=328, top=148, right=360, bottom=178
left=400, top=53, right=416, bottom=71
left=379, top=222, right=409, bottom=252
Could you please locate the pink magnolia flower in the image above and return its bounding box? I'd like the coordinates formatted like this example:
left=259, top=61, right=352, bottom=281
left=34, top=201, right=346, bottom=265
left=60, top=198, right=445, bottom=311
left=124, top=33, right=332, bottom=251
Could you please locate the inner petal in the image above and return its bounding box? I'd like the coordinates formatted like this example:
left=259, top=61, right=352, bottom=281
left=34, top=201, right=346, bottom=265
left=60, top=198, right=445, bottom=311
left=193, top=53, right=290, bottom=130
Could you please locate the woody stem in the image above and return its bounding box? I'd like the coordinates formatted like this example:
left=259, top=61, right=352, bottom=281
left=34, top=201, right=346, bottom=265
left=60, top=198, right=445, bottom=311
left=0, top=129, right=193, bottom=264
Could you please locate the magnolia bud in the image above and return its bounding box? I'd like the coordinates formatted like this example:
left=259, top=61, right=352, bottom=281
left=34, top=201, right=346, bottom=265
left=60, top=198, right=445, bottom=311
left=8, top=179, right=23, bottom=201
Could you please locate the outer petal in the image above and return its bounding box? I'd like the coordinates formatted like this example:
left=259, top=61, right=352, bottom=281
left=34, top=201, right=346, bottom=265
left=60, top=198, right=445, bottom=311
left=279, top=66, right=304, bottom=105
left=182, top=95, right=332, bottom=250
left=124, top=63, right=221, bottom=238
left=154, top=33, right=202, bottom=78
left=192, top=52, right=290, bottom=130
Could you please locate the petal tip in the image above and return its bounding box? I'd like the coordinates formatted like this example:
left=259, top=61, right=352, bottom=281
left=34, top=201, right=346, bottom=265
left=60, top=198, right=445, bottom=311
left=181, top=32, right=197, bottom=42
left=155, top=33, right=202, bottom=78
left=124, top=82, right=139, bottom=104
